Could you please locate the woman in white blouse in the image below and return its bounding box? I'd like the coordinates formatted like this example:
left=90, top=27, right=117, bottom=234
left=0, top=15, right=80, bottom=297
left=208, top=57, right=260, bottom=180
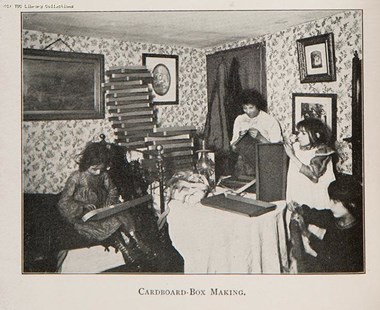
left=230, top=89, right=282, bottom=177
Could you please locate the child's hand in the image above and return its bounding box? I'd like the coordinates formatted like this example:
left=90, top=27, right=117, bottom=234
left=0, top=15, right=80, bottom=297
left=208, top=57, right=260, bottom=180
left=287, top=134, right=298, bottom=144
left=284, top=142, right=295, bottom=158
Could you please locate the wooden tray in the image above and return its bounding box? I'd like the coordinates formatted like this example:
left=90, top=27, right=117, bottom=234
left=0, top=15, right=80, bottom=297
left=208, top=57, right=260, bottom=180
left=201, top=194, right=276, bottom=217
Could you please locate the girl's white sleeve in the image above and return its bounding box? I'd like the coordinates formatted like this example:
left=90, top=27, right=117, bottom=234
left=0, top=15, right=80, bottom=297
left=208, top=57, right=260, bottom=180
left=268, top=118, right=283, bottom=143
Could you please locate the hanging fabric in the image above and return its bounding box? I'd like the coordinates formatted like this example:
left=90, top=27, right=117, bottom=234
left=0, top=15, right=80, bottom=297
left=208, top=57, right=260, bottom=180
left=225, top=57, right=243, bottom=141
left=204, top=60, right=230, bottom=153
left=204, top=60, right=232, bottom=177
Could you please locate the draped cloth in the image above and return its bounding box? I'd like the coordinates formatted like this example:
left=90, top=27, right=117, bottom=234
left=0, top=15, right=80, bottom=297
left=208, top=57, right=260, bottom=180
left=225, top=57, right=243, bottom=140
left=204, top=58, right=244, bottom=177
left=204, top=61, right=230, bottom=153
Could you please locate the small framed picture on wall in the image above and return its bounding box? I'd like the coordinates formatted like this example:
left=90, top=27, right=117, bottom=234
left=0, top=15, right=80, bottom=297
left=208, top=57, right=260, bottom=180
left=296, top=33, right=336, bottom=83
left=292, top=93, right=337, bottom=140
left=142, top=53, right=179, bottom=105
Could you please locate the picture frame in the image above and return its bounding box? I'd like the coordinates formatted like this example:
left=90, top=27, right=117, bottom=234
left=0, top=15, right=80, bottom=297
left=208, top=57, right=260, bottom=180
left=142, top=53, right=179, bottom=105
left=296, top=33, right=336, bottom=83
left=292, top=93, right=337, bottom=140
left=23, top=48, right=105, bottom=121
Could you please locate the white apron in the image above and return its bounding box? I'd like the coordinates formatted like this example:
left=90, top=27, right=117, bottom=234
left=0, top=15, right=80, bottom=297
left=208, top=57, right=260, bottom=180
left=286, top=143, right=335, bottom=210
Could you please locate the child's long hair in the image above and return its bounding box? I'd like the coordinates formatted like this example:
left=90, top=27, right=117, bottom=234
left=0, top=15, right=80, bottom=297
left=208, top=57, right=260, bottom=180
left=296, top=117, right=333, bottom=148
left=78, top=142, right=110, bottom=172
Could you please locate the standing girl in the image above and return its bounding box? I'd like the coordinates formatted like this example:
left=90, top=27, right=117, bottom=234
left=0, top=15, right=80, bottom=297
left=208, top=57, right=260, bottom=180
left=285, top=117, right=336, bottom=210
left=284, top=118, right=336, bottom=272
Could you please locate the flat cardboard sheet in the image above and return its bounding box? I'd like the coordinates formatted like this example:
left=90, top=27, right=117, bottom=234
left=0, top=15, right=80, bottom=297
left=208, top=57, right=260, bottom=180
left=201, top=194, right=277, bottom=217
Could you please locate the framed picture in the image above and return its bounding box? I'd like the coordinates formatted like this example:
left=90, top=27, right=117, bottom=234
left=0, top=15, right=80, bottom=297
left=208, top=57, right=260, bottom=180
left=292, top=93, right=337, bottom=140
left=23, top=48, right=104, bottom=121
left=296, top=33, right=336, bottom=83
left=142, top=53, right=179, bottom=105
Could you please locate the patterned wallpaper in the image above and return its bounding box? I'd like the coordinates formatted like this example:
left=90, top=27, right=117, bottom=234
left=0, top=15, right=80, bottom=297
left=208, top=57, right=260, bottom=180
left=22, top=30, right=207, bottom=193
left=23, top=10, right=361, bottom=193
left=206, top=10, right=362, bottom=175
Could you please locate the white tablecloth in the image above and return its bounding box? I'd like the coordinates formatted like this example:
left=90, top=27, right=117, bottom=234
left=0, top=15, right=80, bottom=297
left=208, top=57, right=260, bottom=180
left=166, top=193, right=288, bottom=274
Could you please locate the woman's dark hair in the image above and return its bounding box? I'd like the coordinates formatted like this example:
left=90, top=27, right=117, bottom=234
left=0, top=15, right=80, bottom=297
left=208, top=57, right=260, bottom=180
left=328, top=176, right=363, bottom=219
left=78, top=142, right=110, bottom=172
left=238, top=89, right=267, bottom=111
left=296, top=117, right=333, bottom=147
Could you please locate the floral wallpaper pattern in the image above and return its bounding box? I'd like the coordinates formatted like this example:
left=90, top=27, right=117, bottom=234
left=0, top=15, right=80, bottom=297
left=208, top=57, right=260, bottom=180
left=206, top=10, right=362, bottom=175
left=23, top=10, right=361, bottom=193
left=22, top=30, right=207, bottom=193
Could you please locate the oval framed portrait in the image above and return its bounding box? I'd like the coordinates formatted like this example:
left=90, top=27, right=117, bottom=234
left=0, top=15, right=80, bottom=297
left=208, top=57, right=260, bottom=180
left=152, top=64, right=171, bottom=96
left=142, top=53, right=179, bottom=104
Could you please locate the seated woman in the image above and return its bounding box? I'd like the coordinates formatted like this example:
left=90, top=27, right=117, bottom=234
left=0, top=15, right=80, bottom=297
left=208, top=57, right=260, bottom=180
left=230, top=89, right=282, bottom=178
left=57, top=141, right=154, bottom=271
left=290, top=176, right=363, bottom=273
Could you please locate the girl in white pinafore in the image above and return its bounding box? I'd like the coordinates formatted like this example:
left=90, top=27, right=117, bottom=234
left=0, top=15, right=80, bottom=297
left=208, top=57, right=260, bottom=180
left=285, top=118, right=336, bottom=210
left=284, top=118, right=336, bottom=272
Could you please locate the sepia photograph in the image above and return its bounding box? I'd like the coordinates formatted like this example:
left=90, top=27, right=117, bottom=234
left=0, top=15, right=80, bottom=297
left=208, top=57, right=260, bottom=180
left=2, top=2, right=380, bottom=309
left=20, top=9, right=364, bottom=276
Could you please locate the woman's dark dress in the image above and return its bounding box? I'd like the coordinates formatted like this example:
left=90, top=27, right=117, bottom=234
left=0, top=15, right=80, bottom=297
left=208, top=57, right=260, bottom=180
left=58, top=170, right=124, bottom=241
left=301, top=205, right=364, bottom=273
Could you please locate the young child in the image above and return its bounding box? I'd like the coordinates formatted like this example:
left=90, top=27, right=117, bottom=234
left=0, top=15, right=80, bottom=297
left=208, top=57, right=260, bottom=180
left=285, top=117, right=336, bottom=210
left=57, top=141, right=146, bottom=267
left=284, top=117, right=336, bottom=272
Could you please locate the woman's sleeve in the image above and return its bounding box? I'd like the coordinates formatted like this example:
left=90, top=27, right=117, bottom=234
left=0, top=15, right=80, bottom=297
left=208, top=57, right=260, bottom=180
left=57, top=172, right=86, bottom=224
left=267, top=117, right=282, bottom=143
left=230, top=116, right=242, bottom=145
left=299, top=205, right=333, bottom=229
left=299, top=146, right=334, bottom=183
left=300, top=206, right=333, bottom=254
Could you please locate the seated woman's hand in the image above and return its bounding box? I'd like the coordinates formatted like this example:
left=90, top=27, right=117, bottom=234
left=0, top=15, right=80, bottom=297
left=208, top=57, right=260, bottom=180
left=83, top=204, right=97, bottom=212
left=291, top=212, right=308, bottom=235
left=287, top=200, right=301, bottom=212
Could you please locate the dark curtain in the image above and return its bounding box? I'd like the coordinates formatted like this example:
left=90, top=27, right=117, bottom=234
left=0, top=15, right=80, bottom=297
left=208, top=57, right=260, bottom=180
left=225, top=57, right=243, bottom=141
left=203, top=61, right=231, bottom=178
left=204, top=60, right=230, bottom=153
left=351, top=52, right=362, bottom=183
